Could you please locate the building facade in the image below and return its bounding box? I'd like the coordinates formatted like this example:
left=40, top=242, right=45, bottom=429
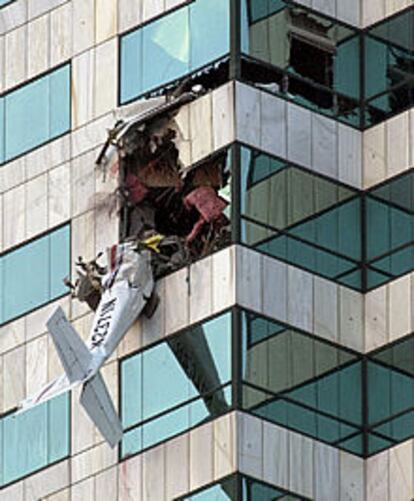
left=0, top=0, right=413, bottom=499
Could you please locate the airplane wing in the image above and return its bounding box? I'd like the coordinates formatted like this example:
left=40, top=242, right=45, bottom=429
left=47, top=306, right=92, bottom=383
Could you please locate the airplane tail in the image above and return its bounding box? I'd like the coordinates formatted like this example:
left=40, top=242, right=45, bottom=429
left=80, top=373, right=123, bottom=448
left=47, top=306, right=92, bottom=383
left=47, top=306, right=123, bottom=448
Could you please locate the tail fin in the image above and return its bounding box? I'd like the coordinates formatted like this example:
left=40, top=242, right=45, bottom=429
left=80, top=373, right=123, bottom=448
left=47, top=306, right=92, bottom=383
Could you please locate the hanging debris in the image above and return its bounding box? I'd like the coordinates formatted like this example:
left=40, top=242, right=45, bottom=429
left=95, top=84, right=231, bottom=278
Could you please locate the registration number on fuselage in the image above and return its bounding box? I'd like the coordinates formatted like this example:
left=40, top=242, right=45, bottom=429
left=91, top=298, right=117, bottom=347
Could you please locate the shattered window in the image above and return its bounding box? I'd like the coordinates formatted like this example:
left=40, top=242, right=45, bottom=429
left=1, top=64, right=70, bottom=163
left=0, top=224, right=70, bottom=325
left=120, top=311, right=232, bottom=458
left=0, top=393, right=69, bottom=487
left=175, top=473, right=309, bottom=500
left=240, top=0, right=361, bottom=126
left=119, top=0, right=230, bottom=103
left=365, top=9, right=414, bottom=126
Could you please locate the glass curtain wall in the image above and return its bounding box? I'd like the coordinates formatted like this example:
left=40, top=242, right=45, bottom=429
left=238, top=145, right=414, bottom=291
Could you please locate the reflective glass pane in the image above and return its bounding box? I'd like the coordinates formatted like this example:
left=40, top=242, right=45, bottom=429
left=142, top=8, right=190, bottom=93
left=1, top=224, right=70, bottom=325
left=2, top=393, right=69, bottom=486
left=120, top=30, right=143, bottom=104
left=121, top=355, right=142, bottom=429
left=5, top=76, right=49, bottom=160
left=49, top=65, right=71, bottom=138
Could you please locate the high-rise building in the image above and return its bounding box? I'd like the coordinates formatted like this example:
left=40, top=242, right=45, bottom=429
left=0, top=0, right=413, bottom=499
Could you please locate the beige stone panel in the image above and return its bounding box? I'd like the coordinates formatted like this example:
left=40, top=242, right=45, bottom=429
left=189, top=421, right=214, bottom=491
left=94, top=38, right=117, bottom=118
left=212, top=246, right=236, bottom=313
left=385, top=0, right=410, bottom=17
left=364, top=285, right=387, bottom=352
left=143, top=0, right=164, bottom=23
left=71, top=112, right=113, bottom=159
left=165, top=434, right=189, bottom=500
left=25, top=173, right=47, bottom=239
left=27, top=0, right=68, bottom=18
left=238, top=413, right=263, bottom=479
left=339, top=286, right=364, bottom=352
left=24, top=461, right=69, bottom=501
left=339, top=451, right=364, bottom=501
left=118, top=454, right=142, bottom=501
left=25, top=296, right=70, bottom=343
left=25, top=334, right=48, bottom=396
left=3, top=174, right=25, bottom=250
left=236, top=246, right=262, bottom=312
left=117, top=317, right=143, bottom=359
left=143, top=444, right=166, bottom=501
left=389, top=441, right=413, bottom=501
left=5, top=24, right=26, bottom=89
left=389, top=275, right=411, bottom=341
left=0, top=316, right=25, bottom=355
left=0, top=481, right=24, bottom=501
left=312, top=0, right=336, bottom=17
left=0, top=192, right=3, bottom=252
left=44, top=488, right=70, bottom=501
left=174, top=102, right=191, bottom=167
left=260, top=91, right=287, bottom=159
left=287, top=102, right=312, bottom=168
left=212, top=82, right=235, bottom=151
left=261, top=254, right=287, bottom=323
left=362, top=0, right=386, bottom=26
left=235, top=82, right=261, bottom=147
left=312, top=113, right=338, bottom=179
left=3, top=344, right=25, bottom=410
left=314, top=442, right=339, bottom=501
left=0, top=0, right=27, bottom=35
left=95, top=466, right=118, bottom=501
left=338, top=123, right=362, bottom=188
left=366, top=450, right=389, bottom=501
left=287, top=266, right=313, bottom=333
left=386, top=111, right=410, bottom=179
left=410, top=109, right=414, bottom=168
left=164, top=267, right=189, bottom=334
left=289, top=433, right=314, bottom=499
left=71, top=49, right=95, bottom=129
left=50, top=3, right=73, bottom=68
left=363, top=122, right=386, bottom=189
left=0, top=34, right=4, bottom=94
left=71, top=432, right=117, bottom=482
left=71, top=477, right=95, bottom=501
left=71, top=150, right=96, bottom=217
left=214, top=413, right=236, bottom=480
left=263, top=421, right=289, bottom=490
left=72, top=0, right=95, bottom=56
left=190, top=93, right=213, bottom=164
left=118, top=0, right=142, bottom=33
left=96, top=0, right=117, bottom=44
left=165, top=0, right=186, bottom=9
left=0, top=156, right=26, bottom=194
left=27, top=14, right=49, bottom=79
left=314, top=276, right=339, bottom=342
left=25, top=135, right=71, bottom=181
left=189, top=255, right=213, bottom=324
left=49, top=162, right=71, bottom=228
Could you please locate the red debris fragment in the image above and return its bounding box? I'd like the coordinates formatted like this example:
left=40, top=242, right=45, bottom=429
left=125, top=173, right=149, bottom=204
left=184, top=186, right=228, bottom=243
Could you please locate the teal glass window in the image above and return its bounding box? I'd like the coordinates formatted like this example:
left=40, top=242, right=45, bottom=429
left=120, top=311, right=232, bottom=458
left=176, top=473, right=309, bottom=500
left=0, top=0, right=14, bottom=6
left=239, top=145, right=414, bottom=291
left=239, top=308, right=414, bottom=456
left=0, top=393, right=70, bottom=487
left=0, top=224, right=70, bottom=325
left=0, top=64, right=70, bottom=164
left=119, top=0, right=230, bottom=103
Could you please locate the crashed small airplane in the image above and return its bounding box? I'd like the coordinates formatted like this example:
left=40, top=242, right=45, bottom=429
left=18, top=241, right=157, bottom=448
